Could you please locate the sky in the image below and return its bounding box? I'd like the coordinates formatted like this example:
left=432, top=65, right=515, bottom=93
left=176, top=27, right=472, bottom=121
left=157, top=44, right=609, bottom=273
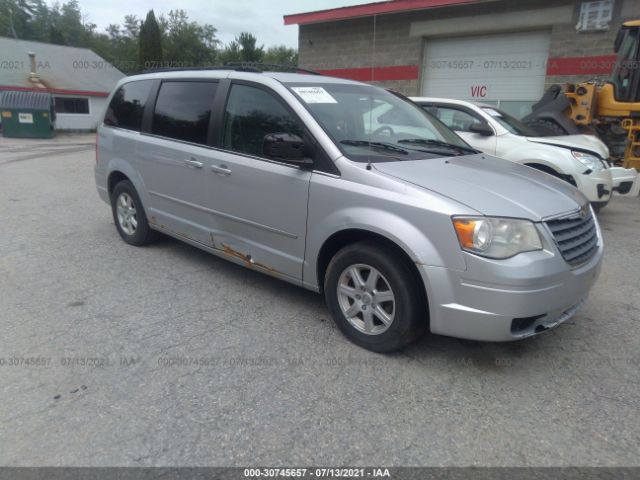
left=66, top=0, right=385, bottom=48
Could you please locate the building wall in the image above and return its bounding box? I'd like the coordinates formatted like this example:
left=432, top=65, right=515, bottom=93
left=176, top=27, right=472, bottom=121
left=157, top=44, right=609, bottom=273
left=298, top=0, right=640, bottom=96
left=298, top=13, right=421, bottom=93
left=54, top=96, right=107, bottom=131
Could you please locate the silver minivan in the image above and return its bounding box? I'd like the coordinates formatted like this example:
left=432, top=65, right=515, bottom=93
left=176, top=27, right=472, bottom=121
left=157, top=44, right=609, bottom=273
left=95, top=69, right=603, bottom=352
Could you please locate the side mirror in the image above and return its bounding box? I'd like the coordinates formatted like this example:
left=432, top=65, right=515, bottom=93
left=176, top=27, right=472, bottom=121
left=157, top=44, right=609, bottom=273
left=263, top=133, right=313, bottom=166
left=469, top=123, right=494, bottom=136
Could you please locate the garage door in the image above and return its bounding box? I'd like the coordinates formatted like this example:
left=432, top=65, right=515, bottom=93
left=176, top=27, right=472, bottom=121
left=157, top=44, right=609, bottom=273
left=421, top=31, right=550, bottom=111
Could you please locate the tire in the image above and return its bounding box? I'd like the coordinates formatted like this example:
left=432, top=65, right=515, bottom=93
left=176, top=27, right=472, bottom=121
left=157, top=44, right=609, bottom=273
left=324, top=241, right=427, bottom=353
left=110, top=180, right=158, bottom=246
left=525, top=118, right=567, bottom=137
left=591, top=200, right=609, bottom=213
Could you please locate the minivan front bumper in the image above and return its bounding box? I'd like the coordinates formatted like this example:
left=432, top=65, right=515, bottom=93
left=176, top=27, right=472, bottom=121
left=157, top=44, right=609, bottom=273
left=419, top=225, right=603, bottom=342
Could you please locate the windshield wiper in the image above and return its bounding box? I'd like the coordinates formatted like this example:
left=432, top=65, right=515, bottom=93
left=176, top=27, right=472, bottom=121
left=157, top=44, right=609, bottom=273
left=397, top=138, right=478, bottom=155
left=340, top=140, right=408, bottom=155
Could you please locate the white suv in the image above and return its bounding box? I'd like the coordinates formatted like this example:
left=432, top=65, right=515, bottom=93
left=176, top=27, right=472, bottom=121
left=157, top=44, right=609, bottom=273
left=411, top=97, right=639, bottom=210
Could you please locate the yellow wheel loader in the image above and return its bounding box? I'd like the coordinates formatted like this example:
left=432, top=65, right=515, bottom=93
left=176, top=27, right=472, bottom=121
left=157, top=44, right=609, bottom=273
left=523, top=21, right=640, bottom=176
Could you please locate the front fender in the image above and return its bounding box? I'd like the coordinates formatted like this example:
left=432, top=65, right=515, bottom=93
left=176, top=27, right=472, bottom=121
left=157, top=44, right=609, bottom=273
left=325, top=207, right=448, bottom=265
left=502, top=146, right=574, bottom=176
left=304, top=201, right=467, bottom=290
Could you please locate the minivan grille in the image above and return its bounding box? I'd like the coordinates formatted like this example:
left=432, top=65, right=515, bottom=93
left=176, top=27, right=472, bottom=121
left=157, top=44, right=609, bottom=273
left=546, top=207, right=598, bottom=267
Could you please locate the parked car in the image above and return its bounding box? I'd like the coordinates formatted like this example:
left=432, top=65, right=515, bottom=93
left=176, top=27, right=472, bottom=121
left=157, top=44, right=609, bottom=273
left=410, top=97, right=638, bottom=210
left=96, top=70, right=603, bottom=352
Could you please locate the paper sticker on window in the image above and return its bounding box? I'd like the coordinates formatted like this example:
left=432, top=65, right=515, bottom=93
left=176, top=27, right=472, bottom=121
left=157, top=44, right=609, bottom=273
left=1, top=111, right=12, bottom=118
left=18, top=113, right=34, bottom=124
left=292, top=87, right=337, bottom=104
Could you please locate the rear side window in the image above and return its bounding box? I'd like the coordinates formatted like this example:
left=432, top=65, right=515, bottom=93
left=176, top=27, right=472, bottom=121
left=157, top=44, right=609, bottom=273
left=104, top=80, right=153, bottom=131
left=151, top=81, right=218, bottom=145
left=223, top=84, right=303, bottom=157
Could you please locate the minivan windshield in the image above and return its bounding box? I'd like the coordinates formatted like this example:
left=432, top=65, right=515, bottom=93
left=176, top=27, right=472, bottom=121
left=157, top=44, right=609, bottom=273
left=286, top=82, right=474, bottom=162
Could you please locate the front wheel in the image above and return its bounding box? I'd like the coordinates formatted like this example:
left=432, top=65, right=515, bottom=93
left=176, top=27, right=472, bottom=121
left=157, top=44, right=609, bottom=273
left=324, top=241, right=427, bottom=352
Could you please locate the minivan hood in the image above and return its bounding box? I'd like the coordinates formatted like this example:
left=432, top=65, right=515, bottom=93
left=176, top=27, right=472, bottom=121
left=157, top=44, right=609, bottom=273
left=526, top=134, right=609, bottom=159
left=373, top=154, right=586, bottom=220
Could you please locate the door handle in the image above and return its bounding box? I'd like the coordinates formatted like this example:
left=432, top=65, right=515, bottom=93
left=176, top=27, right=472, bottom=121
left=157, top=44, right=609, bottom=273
left=211, top=164, right=232, bottom=176
left=184, top=158, right=203, bottom=168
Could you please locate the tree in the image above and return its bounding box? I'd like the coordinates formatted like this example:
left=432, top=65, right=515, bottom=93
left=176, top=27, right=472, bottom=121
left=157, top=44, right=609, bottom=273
left=26, top=0, right=51, bottom=41
left=160, top=10, right=218, bottom=68
left=0, top=3, right=295, bottom=75
left=263, top=45, right=298, bottom=66
left=49, top=24, right=65, bottom=44
left=122, top=14, right=140, bottom=38
left=0, top=0, right=36, bottom=38
left=237, top=32, right=263, bottom=62
left=58, top=0, right=86, bottom=46
left=139, top=10, right=163, bottom=70
left=100, top=16, right=141, bottom=74
left=219, top=41, right=241, bottom=64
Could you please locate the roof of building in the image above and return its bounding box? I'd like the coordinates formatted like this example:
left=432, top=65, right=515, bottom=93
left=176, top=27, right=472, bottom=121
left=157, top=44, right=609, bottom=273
left=0, top=37, right=125, bottom=97
left=284, top=0, right=484, bottom=25
left=0, top=89, right=52, bottom=110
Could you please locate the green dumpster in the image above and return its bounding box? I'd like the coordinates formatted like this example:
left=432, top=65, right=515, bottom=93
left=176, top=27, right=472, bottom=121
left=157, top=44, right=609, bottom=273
left=0, top=90, right=55, bottom=139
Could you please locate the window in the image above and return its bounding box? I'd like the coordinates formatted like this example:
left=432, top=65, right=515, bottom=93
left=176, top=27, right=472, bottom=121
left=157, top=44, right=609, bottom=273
left=576, top=0, right=614, bottom=32
left=223, top=84, right=304, bottom=158
left=433, top=107, right=483, bottom=133
left=481, top=107, right=538, bottom=136
left=287, top=82, right=469, bottom=163
left=104, top=80, right=153, bottom=132
left=610, top=27, right=639, bottom=101
left=54, top=97, right=89, bottom=114
left=151, top=81, right=218, bottom=145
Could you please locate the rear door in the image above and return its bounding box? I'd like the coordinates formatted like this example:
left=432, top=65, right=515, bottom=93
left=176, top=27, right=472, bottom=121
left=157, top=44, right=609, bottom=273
left=137, top=80, right=219, bottom=246
left=205, top=81, right=312, bottom=280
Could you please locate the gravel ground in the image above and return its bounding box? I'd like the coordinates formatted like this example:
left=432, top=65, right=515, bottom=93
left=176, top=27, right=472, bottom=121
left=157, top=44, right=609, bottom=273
left=0, top=138, right=638, bottom=467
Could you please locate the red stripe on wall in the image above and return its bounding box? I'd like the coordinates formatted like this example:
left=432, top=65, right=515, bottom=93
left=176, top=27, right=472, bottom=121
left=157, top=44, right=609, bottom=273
left=546, top=55, right=618, bottom=75
left=0, top=85, right=109, bottom=97
left=317, top=65, right=419, bottom=81
left=284, top=0, right=480, bottom=25
left=315, top=54, right=619, bottom=83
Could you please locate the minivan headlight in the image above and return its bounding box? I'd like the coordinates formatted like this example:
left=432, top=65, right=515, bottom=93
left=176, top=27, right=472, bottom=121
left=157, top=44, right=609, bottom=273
left=572, top=151, right=603, bottom=171
left=452, top=217, right=543, bottom=259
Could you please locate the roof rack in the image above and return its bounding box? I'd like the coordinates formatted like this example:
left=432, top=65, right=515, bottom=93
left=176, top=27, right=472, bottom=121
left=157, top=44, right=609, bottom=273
left=224, top=62, right=323, bottom=75
left=141, top=62, right=323, bottom=76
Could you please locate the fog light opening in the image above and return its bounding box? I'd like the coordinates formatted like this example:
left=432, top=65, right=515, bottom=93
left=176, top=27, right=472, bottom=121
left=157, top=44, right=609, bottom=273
left=511, top=314, right=546, bottom=334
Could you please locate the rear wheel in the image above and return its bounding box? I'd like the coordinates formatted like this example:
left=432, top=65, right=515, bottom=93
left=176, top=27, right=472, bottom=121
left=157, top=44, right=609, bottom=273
left=324, top=241, right=426, bottom=352
left=111, top=180, right=158, bottom=246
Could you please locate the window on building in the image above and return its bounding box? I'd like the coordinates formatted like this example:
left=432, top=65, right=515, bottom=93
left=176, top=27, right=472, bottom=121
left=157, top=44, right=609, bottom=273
left=54, top=97, right=89, bottom=114
left=577, top=0, right=614, bottom=32
left=104, top=80, right=153, bottom=132
left=151, top=81, right=218, bottom=145
left=223, top=84, right=304, bottom=158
